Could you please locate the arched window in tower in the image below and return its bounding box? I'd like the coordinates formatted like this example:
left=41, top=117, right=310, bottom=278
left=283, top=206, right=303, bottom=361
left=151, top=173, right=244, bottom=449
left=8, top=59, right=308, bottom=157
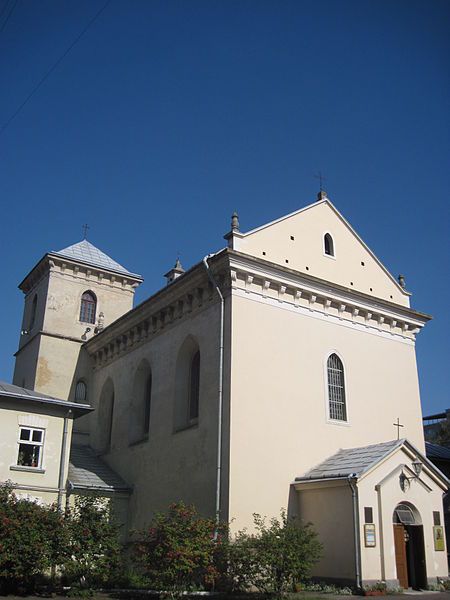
left=327, top=353, right=347, bottom=421
left=79, top=291, right=96, bottom=324
left=189, top=350, right=200, bottom=422
left=75, top=380, right=87, bottom=403
left=324, top=233, right=334, bottom=257
left=29, top=294, right=38, bottom=330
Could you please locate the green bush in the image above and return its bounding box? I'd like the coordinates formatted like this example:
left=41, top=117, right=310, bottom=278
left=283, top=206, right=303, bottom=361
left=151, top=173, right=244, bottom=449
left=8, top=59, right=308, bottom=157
left=135, top=502, right=224, bottom=592
left=62, top=495, right=122, bottom=589
left=227, top=511, right=323, bottom=594
left=0, top=482, right=68, bottom=594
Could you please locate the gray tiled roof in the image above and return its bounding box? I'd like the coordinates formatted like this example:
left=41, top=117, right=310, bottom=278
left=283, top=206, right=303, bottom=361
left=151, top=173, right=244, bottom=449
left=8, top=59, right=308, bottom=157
left=52, top=240, right=142, bottom=279
left=68, top=445, right=131, bottom=492
left=0, top=380, right=91, bottom=413
left=426, top=442, right=450, bottom=461
left=296, top=439, right=403, bottom=481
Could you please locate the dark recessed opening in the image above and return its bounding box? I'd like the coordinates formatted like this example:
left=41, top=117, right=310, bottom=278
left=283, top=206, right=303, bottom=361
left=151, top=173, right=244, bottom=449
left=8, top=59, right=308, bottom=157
left=262, top=251, right=266, bottom=256
left=350, top=282, right=354, bottom=286
left=361, top=261, right=365, bottom=266
left=390, top=295, right=393, bottom=299
left=370, top=287, right=373, bottom=291
left=306, top=266, right=309, bottom=271
left=285, top=259, right=289, bottom=263
left=290, top=235, right=294, bottom=241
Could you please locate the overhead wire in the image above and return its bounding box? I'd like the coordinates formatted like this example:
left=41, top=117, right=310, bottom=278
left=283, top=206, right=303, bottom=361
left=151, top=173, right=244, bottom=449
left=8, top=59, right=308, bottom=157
left=0, top=0, right=112, bottom=138
left=0, top=0, right=13, bottom=22
left=0, top=0, right=17, bottom=34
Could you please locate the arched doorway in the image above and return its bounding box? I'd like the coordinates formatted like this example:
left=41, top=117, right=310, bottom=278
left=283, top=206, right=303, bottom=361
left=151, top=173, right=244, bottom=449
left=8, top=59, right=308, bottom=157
left=393, top=503, right=427, bottom=589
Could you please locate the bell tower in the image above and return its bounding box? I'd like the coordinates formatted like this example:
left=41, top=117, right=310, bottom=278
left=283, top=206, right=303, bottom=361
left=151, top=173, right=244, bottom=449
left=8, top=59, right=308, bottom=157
left=13, top=240, right=143, bottom=400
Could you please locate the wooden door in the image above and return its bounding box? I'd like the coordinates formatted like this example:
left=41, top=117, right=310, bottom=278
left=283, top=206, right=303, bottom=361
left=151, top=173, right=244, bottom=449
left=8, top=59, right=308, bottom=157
left=393, top=524, right=409, bottom=588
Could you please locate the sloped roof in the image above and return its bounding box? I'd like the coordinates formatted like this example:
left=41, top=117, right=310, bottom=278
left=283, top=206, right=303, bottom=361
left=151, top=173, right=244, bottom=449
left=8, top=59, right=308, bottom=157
left=68, top=445, right=131, bottom=492
left=51, top=240, right=142, bottom=280
left=426, top=442, right=450, bottom=461
left=296, top=439, right=403, bottom=481
left=0, top=380, right=91, bottom=415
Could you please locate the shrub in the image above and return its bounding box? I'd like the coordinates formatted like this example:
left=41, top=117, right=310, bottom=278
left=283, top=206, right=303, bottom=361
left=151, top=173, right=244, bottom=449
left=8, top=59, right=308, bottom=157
left=0, top=482, right=68, bottom=594
left=227, top=510, right=323, bottom=594
left=135, top=502, right=224, bottom=592
left=62, top=495, right=121, bottom=589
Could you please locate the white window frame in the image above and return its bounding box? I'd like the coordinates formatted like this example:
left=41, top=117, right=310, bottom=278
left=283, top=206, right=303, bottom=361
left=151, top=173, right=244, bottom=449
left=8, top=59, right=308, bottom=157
left=323, top=231, right=336, bottom=259
left=16, top=426, right=45, bottom=469
left=323, top=350, right=350, bottom=426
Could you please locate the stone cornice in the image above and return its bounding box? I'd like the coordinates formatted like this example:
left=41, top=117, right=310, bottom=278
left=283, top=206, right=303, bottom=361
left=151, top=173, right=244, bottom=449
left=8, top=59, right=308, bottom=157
left=19, top=253, right=142, bottom=295
left=84, top=251, right=231, bottom=368
left=227, top=250, right=430, bottom=340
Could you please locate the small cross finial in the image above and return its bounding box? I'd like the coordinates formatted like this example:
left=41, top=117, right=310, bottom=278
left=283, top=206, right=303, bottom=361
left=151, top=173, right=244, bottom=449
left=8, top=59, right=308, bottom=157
left=82, top=224, right=90, bottom=239
left=393, top=417, right=404, bottom=440
left=314, top=171, right=326, bottom=192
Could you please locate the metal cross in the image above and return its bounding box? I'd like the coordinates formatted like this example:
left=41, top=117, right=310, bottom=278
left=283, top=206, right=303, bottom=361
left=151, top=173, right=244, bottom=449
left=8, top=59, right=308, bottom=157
left=82, top=223, right=90, bottom=239
left=393, top=417, right=404, bottom=440
left=314, top=171, right=326, bottom=192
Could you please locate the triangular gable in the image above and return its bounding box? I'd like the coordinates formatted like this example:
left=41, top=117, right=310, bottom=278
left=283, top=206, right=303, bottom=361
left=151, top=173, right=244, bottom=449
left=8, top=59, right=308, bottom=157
left=231, top=198, right=410, bottom=307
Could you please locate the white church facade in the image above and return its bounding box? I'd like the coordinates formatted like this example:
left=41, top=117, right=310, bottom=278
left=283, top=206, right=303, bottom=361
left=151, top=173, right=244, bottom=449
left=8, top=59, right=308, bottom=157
left=2, top=192, right=448, bottom=588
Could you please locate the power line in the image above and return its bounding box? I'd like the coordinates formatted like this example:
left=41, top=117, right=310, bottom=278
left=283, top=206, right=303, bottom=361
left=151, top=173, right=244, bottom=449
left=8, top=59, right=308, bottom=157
left=0, top=0, right=12, bottom=22
left=0, top=0, right=112, bottom=138
left=0, top=0, right=17, bottom=34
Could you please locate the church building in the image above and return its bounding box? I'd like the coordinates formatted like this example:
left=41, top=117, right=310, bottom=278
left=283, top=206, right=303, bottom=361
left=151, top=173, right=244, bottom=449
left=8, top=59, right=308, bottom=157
left=3, top=191, right=448, bottom=589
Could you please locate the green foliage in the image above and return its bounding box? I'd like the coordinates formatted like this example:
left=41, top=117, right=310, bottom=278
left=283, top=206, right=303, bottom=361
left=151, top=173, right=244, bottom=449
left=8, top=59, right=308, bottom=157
left=135, top=502, right=224, bottom=592
left=226, top=511, right=323, bottom=594
left=434, top=420, right=450, bottom=448
left=0, top=482, right=68, bottom=594
left=63, top=495, right=121, bottom=588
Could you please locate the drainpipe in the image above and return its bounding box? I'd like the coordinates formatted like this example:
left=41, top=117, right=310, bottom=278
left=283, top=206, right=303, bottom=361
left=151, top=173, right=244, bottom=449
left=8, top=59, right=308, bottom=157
left=57, top=410, right=72, bottom=511
left=203, top=254, right=225, bottom=531
left=348, top=474, right=362, bottom=590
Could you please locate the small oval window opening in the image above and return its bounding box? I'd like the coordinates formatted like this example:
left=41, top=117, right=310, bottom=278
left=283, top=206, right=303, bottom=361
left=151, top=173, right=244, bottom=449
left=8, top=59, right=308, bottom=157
left=324, top=233, right=334, bottom=257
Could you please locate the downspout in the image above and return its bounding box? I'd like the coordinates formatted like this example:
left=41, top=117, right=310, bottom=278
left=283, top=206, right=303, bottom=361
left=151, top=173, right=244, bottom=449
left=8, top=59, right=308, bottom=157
left=203, top=254, right=225, bottom=531
left=348, top=474, right=362, bottom=590
left=57, top=410, right=72, bottom=511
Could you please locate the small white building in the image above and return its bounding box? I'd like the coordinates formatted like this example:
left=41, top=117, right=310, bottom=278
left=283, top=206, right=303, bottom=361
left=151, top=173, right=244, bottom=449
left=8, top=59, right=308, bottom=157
left=3, top=191, right=448, bottom=588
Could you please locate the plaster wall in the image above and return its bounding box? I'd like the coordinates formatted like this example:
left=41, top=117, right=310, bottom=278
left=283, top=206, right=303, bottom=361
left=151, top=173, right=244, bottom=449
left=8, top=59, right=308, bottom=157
left=233, top=201, right=409, bottom=307
left=358, top=449, right=448, bottom=583
left=83, top=296, right=230, bottom=532
left=296, top=483, right=355, bottom=582
left=228, top=292, right=425, bottom=532
left=0, top=402, right=73, bottom=505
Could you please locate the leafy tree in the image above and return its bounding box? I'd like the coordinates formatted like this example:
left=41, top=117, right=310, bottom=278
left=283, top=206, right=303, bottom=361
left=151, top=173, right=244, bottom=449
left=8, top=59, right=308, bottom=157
left=136, top=502, right=224, bottom=592
left=0, top=482, right=68, bottom=594
left=63, top=495, right=121, bottom=589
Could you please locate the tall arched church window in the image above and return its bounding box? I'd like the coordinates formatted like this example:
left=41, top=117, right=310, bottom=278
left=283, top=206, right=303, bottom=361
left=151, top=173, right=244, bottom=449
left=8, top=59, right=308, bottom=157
left=29, top=294, right=38, bottom=330
left=75, top=380, right=87, bottom=403
left=80, top=291, right=96, bottom=324
left=324, top=233, right=334, bottom=257
left=327, top=353, right=347, bottom=421
left=189, top=350, right=200, bottom=422
left=144, top=372, right=152, bottom=436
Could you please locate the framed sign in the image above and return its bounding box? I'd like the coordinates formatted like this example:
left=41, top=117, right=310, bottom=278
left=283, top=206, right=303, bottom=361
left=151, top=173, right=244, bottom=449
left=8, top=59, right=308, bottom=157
left=433, top=526, right=445, bottom=551
left=364, top=524, right=376, bottom=547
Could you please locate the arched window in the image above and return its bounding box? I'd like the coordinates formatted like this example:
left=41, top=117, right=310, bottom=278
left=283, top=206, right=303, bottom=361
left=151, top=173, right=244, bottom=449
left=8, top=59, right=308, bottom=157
left=174, top=337, right=201, bottom=430
left=75, top=380, right=87, bottom=403
left=129, top=361, right=152, bottom=444
left=324, top=233, right=334, bottom=257
left=144, top=372, right=152, bottom=435
left=327, top=353, right=347, bottom=421
left=80, top=291, right=96, bottom=324
left=189, top=350, right=200, bottom=422
left=98, top=379, right=114, bottom=453
left=29, top=294, right=38, bottom=330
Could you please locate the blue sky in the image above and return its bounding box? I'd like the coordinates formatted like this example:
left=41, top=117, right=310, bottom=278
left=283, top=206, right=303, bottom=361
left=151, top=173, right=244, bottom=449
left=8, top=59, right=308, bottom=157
left=0, top=0, right=448, bottom=415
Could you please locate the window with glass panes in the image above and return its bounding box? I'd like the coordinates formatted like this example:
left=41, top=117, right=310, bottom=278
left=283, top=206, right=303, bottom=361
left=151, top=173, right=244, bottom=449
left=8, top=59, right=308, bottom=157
left=327, top=354, right=347, bottom=421
left=80, top=291, right=96, bottom=324
left=17, top=427, right=44, bottom=468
